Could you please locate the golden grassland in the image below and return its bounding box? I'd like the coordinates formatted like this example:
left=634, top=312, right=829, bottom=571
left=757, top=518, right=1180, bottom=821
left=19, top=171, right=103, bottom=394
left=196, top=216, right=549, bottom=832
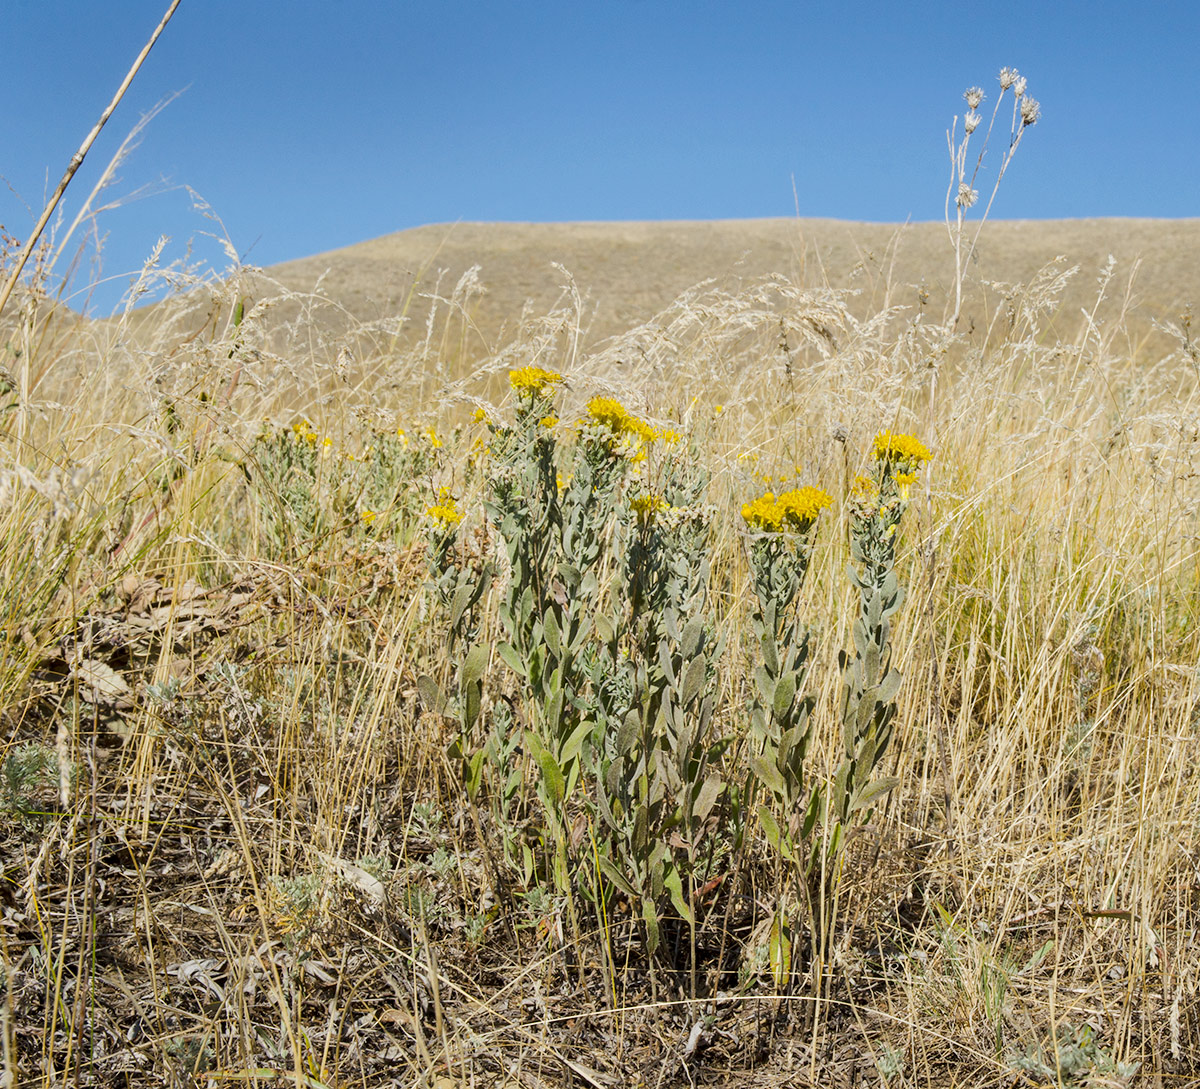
left=2, top=219, right=1200, bottom=1088
left=254, top=217, right=1200, bottom=351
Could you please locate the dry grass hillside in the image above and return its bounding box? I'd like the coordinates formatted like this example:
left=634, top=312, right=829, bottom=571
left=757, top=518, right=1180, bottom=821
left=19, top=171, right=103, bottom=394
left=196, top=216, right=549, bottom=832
left=259, top=217, right=1200, bottom=350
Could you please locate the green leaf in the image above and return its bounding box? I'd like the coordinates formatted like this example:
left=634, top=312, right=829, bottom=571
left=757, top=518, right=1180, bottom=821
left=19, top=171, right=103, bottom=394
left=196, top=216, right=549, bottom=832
left=875, top=668, right=902, bottom=705
left=850, top=775, right=900, bottom=813
left=465, top=750, right=485, bottom=799
left=449, top=581, right=474, bottom=631
left=665, top=866, right=694, bottom=926
left=769, top=915, right=792, bottom=989
left=802, top=788, right=821, bottom=839
left=772, top=671, right=796, bottom=719
left=757, top=804, right=782, bottom=852
left=560, top=720, right=592, bottom=767
left=594, top=613, right=615, bottom=645
left=692, top=774, right=722, bottom=823
left=464, top=677, right=482, bottom=731
left=642, top=898, right=661, bottom=954
left=617, top=710, right=640, bottom=756
left=497, top=641, right=526, bottom=677
left=657, top=639, right=677, bottom=687
left=681, top=655, right=707, bottom=708
left=751, top=754, right=786, bottom=797
left=681, top=616, right=705, bottom=660
left=754, top=664, right=775, bottom=705
left=416, top=674, right=445, bottom=714
left=542, top=608, right=561, bottom=658
left=760, top=630, right=779, bottom=676
left=545, top=687, right=564, bottom=733
left=461, top=643, right=489, bottom=688
left=597, top=853, right=638, bottom=898
left=525, top=729, right=565, bottom=805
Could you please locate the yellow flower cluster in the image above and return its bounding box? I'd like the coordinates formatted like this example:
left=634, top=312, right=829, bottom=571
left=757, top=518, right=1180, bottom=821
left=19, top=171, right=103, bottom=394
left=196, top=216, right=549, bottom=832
left=425, top=488, right=462, bottom=529
left=291, top=419, right=319, bottom=445
left=585, top=397, right=658, bottom=443
left=629, top=493, right=670, bottom=519
left=741, top=486, right=832, bottom=532
left=509, top=367, right=564, bottom=395
left=872, top=431, right=932, bottom=467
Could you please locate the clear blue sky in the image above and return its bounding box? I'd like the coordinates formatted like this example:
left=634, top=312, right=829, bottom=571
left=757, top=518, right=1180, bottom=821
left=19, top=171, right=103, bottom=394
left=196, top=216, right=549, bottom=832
left=3, top=0, right=1197, bottom=315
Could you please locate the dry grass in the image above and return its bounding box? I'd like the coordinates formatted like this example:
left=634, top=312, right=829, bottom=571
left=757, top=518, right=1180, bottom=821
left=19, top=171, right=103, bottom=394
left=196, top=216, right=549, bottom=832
left=232, top=216, right=1200, bottom=359
left=2, top=216, right=1200, bottom=1088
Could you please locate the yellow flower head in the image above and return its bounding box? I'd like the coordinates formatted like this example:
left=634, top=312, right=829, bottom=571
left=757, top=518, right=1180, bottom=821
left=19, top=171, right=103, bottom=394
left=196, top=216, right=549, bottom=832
left=425, top=488, right=461, bottom=530
left=629, top=493, right=670, bottom=521
left=585, top=396, right=632, bottom=432
left=360, top=509, right=377, bottom=525
left=539, top=414, right=559, bottom=430
left=584, top=396, right=659, bottom=449
left=424, top=426, right=443, bottom=449
left=742, top=486, right=831, bottom=533
left=627, top=417, right=659, bottom=443
left=509, top=366, right=564, bottom=396
left=872, top=431, right=932, bottom=468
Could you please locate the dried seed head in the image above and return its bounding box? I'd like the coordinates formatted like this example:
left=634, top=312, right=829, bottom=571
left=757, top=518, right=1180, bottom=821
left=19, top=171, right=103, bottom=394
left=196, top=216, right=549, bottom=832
left=998, top=67, right=1019, bottom=90
left=957, top=183, right=979, bottom=209
left=964, top=86, right=985, bottom=109
left=1020, top=95, right=1041, bottom=126
left=964, top=110, right=981, bottom=134
left=1014, top=76, right=1028, bottom=98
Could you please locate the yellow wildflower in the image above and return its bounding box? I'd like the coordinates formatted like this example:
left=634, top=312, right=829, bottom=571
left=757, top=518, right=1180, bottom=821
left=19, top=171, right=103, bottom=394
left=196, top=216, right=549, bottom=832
left=630, top=493, right=670, bottom=520
left=742, top=486, right=832, bottom=533
left=360, top=509, right=377, bottom=525
left=584, top=396, right=659, bottom=453
left=509, top=366, right=564, bottom=395
left=585, top=396, right=631, bottom=432
left=627, top=417, right=658, bottom=444
left=425, top=489, right=461, bottom=529
left=872, top=431, right=932, bottom=467
left=424, top=427, right=443, bottom=449
left=539, top=414, right=559, bottom=429
left=776, top=487, right=833, bottom=528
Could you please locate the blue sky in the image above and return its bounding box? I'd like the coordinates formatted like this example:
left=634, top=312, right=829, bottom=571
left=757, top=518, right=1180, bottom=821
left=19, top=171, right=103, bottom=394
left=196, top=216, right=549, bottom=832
left=3, top=0, right=1197, bottom=314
